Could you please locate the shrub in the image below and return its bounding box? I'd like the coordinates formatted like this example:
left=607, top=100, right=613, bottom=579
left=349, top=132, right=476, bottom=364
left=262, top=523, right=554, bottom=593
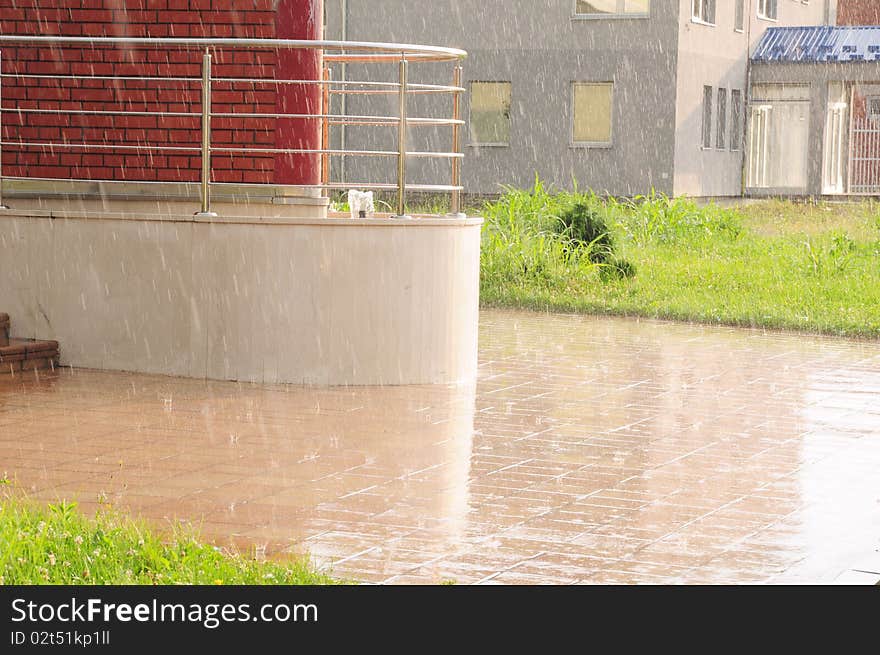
left=480, top=180, right=602, bottom=294
left=480, top=179, right=639, bottom=294
left=557, top=202, right=615, bottom=263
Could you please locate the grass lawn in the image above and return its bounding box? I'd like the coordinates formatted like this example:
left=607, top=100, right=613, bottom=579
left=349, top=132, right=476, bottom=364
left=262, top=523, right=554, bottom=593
left=0, top=495, right=338, bottom=585
left=479, top=184, right=880, bottom=338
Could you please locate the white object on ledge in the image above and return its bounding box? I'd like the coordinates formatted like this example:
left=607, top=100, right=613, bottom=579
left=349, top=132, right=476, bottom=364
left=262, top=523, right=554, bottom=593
left=348, top=190, right=375, bottom=218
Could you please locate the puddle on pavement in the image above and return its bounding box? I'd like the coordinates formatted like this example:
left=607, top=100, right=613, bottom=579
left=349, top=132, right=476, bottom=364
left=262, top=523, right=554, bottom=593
left=1, top=309, right=878, bottom=584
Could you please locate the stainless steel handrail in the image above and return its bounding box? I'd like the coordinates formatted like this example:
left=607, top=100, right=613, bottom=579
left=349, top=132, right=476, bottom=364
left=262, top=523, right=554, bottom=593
left=0, top=108, right=465, bottom=127
left=397, top=56, right=408, bottom=216
left=0, top=36, right=468, bottom=217
left=0, top=36, right=466, bottom=60
left=1, top=74, right=462, bottom=93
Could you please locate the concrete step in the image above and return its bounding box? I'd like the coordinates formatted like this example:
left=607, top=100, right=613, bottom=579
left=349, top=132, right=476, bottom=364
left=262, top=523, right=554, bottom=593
left=0, top=338, right=59, bottom=376
left=0, top=313, right=8, bottom=347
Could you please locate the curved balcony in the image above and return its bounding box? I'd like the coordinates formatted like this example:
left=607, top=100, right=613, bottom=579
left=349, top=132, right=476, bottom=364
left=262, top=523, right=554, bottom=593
left=0, top=37, right=481, bottom=386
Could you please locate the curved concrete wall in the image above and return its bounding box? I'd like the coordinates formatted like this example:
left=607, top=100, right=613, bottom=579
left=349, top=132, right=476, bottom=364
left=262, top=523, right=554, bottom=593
left=0, top=208, right=482, bottom=386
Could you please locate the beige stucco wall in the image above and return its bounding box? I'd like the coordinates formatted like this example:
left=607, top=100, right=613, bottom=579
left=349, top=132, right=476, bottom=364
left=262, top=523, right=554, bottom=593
left=0, top=207, right=482, bottom=386
left=673, top=0, right=834, bottom=197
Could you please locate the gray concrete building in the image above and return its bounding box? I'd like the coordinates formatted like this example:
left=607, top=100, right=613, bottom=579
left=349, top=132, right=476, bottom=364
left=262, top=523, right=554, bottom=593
left=323, top=1, right=836, bottom=198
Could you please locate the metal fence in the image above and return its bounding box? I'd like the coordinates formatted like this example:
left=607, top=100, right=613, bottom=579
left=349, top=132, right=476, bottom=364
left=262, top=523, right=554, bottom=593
left=849, top=116, right=880, bottom=194
left=0, top=36, right=467, bottom=216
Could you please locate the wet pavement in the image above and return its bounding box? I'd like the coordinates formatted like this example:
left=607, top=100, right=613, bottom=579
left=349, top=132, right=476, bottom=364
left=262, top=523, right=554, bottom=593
left=1, top=309, right=879, bottom=584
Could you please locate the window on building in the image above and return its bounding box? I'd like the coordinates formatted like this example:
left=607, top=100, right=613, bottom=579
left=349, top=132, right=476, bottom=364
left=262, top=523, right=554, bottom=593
left=574, top=0, right=650, bottom=17
left=702, top=85, right=713, bottom=148
left=716, top=88, right=727, bottom=149
left=692, top=0, right=716, bottom=24
left=469, top=82, right=512, bottom=146
left=572, top=82, right=614, bottom=145
left=757, top=0, right=778, bottom=20
left=730, top=89, right=743, bottom=151
left=735, top=0, right=745, bottom=31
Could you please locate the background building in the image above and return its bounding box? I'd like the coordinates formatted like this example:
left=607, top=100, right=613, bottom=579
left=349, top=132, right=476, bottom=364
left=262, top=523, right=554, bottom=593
left=325, top=0, right=836, bottom=197
left=748, top=24, right=880, bottom=197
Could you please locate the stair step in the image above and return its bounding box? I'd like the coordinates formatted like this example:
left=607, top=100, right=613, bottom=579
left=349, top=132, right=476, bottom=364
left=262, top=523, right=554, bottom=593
left=0, top=338, right=59, bottom=376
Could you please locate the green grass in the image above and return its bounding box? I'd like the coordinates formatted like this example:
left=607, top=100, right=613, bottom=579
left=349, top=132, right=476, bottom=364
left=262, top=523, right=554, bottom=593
left=0, top=496, right=339, bottom=585
left=480, top=181, right=880, bottom=338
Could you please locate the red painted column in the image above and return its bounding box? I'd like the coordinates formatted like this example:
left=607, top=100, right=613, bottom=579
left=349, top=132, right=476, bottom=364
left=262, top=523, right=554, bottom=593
left=274, top=0, right=323, bottom=186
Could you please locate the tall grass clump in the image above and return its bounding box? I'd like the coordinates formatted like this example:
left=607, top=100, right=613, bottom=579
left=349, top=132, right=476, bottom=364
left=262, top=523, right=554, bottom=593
left=0, top=497, right=338, bottom=585
left=480, top=178, right=638, bottom=300
left=480, top=179, right=603, bottom=296
left=614, top=191, right=743, bottom=245
left=802, top=231, right=858, bottom=276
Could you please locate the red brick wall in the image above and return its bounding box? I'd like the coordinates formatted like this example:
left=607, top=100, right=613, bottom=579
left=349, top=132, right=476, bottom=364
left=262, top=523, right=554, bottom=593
left=0, top=1, right=321, bottom=186
left=837, top=0, right=880, bottom=25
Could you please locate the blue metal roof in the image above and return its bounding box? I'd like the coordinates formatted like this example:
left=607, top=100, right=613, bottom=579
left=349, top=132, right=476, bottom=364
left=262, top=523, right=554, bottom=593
left=752, top=26, right=880, bottom=63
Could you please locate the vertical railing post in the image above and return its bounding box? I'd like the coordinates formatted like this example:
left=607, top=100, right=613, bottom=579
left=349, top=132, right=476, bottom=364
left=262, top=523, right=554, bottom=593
left=847, top=83, right=855, bottom=195
left=449, top=63, right=464, bottom=217
left=396, top=55, right=408, bottom=217
left=321, top=65, right=331, bottom=191
left=0, top=49, right=7, bottom=210
left=197, top=49, right=216, bottom=216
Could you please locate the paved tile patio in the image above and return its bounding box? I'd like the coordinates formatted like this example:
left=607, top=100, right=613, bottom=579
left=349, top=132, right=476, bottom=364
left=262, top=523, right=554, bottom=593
left=1, top=309, right=879, bottom=583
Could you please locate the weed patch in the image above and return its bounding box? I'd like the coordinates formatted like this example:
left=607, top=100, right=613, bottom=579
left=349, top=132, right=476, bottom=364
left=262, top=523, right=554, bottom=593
left=0, top=496, right=338, bottom=585
left=480, top=181, right=880, bottom=337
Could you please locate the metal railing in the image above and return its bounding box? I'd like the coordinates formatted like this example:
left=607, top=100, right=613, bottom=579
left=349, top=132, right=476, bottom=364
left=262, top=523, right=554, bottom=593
left=0, top=36, right=467, bottom=217
left=849, top=117, right=880, bottom=194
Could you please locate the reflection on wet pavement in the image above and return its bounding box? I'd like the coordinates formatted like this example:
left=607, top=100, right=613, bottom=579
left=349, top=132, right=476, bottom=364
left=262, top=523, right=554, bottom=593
left=2, top=309, right=879, bottom=584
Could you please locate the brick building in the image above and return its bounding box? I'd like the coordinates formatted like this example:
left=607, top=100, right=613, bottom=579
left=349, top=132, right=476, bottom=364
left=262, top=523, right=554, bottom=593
left=0, top=0, right=323, bottom=186
left=838, top=0, right=880, bottom=25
